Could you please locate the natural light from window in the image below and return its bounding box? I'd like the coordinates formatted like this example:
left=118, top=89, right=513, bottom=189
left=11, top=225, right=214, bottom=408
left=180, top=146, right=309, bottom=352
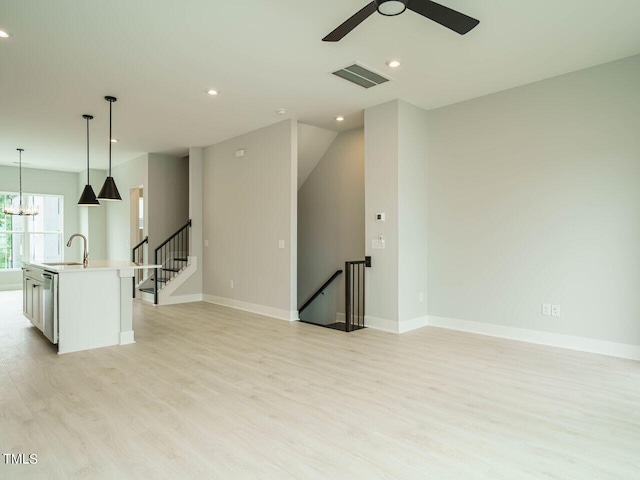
left=0, top=193, right=64, bottom=269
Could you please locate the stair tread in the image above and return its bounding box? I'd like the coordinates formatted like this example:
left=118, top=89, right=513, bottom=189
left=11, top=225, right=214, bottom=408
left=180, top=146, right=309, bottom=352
left=162, top=268, right=180, bottom=272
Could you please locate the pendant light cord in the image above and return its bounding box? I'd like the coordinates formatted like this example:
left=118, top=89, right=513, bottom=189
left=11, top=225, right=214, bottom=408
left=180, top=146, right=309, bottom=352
left=86, top=116, right=90, bottom=184
left=18, top=149, right=23, bottom=207
left=108, top=100, right=112, bottom=176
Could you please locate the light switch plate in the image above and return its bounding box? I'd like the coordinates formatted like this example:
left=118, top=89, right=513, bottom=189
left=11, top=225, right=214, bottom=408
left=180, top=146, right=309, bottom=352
left=542, top=303, right=551, bottom=316
left=278, top=240, right=285, bottom=249
left=372, top=239, right=385, bottom=250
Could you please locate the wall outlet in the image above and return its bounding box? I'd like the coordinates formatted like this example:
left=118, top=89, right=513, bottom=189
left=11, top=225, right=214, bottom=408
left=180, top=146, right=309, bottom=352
left=552, top=305, right=561, bottom=317
left=230, top=280, right=234, bottom=289
left=204, top=239, right=209, bottom=247
left=542, top=303, right=551, bottom=316
left=419, top=292, right=424, bottom=303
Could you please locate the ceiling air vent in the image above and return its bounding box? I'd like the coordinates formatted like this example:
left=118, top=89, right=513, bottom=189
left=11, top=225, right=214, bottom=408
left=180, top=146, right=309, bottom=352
left=332, top=63, right=390, bottom=89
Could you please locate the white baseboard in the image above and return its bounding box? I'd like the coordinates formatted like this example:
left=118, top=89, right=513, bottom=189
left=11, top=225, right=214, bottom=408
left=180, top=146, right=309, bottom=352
left=399, top=316, right=428, bottom=333
left=365, top=315, right=399, bottom=333
left=0, top=284, right=22, bottom=291
left=135, top=292, right=154, bottom=304
left=428, top=315, right=640, bottom=361
left=203, top=295, right=297, bottom=322
left=161, top=293, right=203, bottom=305
left=119, top=331, right=135, bottom=345
left=364, top=315, right=428, bottom=333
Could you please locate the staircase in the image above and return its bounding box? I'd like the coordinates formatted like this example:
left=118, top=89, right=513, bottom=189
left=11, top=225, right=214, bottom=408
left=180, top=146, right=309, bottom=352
left=298, top=257, right=371, bottom=332
left=133, top=220, right=195, bottom=305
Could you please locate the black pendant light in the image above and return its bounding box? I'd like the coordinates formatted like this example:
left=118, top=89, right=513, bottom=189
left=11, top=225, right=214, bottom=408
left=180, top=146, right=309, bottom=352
left=78, top=114, right=100, bottom=206
left=98, top=96, right=122, bottom=201
left=3, top=148, right=39, bottom=216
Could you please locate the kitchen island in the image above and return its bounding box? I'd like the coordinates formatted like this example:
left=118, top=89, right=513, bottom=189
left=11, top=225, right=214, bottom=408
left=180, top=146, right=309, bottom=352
left=22, top=260, right=158, bottom=354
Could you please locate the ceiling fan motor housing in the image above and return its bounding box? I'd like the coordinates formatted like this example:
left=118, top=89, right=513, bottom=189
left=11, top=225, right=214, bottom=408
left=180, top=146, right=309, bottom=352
left=375, top=0, right=408, bottom=16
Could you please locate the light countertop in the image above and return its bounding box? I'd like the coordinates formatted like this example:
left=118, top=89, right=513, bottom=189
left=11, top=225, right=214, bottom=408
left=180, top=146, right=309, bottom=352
left=24, top=260, right=160, bottom=274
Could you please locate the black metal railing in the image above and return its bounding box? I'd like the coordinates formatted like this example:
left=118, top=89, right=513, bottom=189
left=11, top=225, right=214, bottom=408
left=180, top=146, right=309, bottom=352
left=132, top=236, right=148, bottom=298
left=344, top=256, right=371, bottom=332
left=298, top=269, right=343, bottom=315
left=154, top=219, right=192, bottom=305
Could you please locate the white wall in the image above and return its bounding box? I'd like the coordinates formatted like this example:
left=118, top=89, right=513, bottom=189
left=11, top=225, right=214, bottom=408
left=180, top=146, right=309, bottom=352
left=106, top=153, right=188, bottom=264
left=0, top=165, right=82, bottom=289
left=398, top=102, right=428, bottom=325
left=106, top=154, right=148, bottom=261
left=297, top=128, right=364, bottom=324
left=427, top=55, right=640, bottom=347
left=365, top=101, right=400, bottom=325
left=364, top=100, right=429, bottom=332
left=203, top=120, right=297, bottom=321
left=77, top=168, right=107, bottom=260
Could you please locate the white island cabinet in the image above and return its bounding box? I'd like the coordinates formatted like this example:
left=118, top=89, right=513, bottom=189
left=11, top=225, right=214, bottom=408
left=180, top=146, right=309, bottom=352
left=22, top=260, right=158, bottom=354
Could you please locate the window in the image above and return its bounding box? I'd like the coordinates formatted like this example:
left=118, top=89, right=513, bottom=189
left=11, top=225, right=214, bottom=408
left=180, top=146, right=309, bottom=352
left=0, top=193, right=64, bottom=269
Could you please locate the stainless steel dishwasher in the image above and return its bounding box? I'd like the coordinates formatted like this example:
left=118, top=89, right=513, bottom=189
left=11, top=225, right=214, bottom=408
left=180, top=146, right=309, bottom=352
left=42, top=272, right=58, bottom=344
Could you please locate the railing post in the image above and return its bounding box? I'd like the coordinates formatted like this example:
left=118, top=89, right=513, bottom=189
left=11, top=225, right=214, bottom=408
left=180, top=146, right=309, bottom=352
left=363, top=261, right=366, bottom=328
left=132, top=245, right=136, bottom=299
left=154, top=249, right=158, bottom=306
left=345, top=261, right=351, bottom=332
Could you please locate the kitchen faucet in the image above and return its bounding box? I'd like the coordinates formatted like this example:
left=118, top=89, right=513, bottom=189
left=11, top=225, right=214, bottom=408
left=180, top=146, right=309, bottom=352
left=67, top=234, right=89, bottom=267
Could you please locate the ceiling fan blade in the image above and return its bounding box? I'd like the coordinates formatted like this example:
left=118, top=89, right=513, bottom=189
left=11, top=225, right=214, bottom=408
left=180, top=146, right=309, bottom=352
left=323, top=2, right=378, bottom=42
left=407, top=0, right=479, bottom=35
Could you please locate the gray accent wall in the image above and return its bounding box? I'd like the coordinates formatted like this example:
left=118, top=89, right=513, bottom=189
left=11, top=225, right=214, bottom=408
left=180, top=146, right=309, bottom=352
left=168, top=149, right=204, bottom=298
left=427, top=55, right=640, bottom=346
left=203, top=119, right=297, bottom=319
left=146, top=153, right=189, bottom=255
left=297, top=128, right=365, bottom=324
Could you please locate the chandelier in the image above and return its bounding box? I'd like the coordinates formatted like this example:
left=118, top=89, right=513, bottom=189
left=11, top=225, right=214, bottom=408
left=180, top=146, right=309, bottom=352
left=3, top=148, right=39, bottom=216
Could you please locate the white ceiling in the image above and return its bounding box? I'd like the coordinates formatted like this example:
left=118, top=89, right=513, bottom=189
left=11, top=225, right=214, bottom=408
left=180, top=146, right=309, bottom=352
left=1, top=0, right=640, bottom=172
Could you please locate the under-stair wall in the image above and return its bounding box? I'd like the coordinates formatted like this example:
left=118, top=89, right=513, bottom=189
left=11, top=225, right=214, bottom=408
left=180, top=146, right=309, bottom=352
left=297, top=128, right=365, bottom=325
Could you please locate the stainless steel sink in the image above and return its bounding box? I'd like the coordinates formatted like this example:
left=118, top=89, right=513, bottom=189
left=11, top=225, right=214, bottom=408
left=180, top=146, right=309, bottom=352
left=43, top=262, right=84, bottom=266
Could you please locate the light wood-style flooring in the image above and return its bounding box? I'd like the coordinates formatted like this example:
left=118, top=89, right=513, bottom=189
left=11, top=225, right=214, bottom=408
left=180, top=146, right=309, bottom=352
left=1, top=289, right=640, bottom=479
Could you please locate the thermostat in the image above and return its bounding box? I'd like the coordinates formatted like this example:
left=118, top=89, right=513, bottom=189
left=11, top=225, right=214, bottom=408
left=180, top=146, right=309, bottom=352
left=376, top=212, right=386, bottom=222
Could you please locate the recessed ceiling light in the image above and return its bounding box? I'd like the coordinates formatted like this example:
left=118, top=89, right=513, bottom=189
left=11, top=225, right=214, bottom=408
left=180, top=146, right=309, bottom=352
left=110, top=138, right=119, bottom=143
left=207, top=89, right=218, bottom=95
left=386, top=60, right=401, bottom=68
left=0, top=30, right=10, bottom=38
left=336, top=116, right=345, bottom=122
left=277, top=108, right=287, bottom=115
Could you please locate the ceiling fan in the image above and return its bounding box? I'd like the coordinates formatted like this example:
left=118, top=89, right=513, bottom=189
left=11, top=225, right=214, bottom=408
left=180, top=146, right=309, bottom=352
left=322, top=0, right=480, bottom=42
